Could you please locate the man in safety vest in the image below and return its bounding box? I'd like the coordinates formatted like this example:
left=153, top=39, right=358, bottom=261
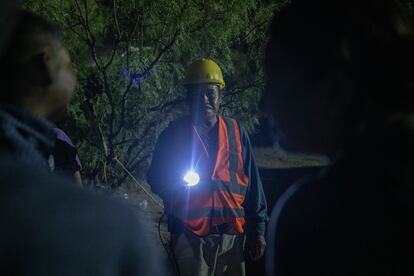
left=147, top=58, right=268, bottom=276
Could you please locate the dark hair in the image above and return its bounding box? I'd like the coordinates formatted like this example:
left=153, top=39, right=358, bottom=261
left=266, top=0, right=414, bottom=121
left=0, top=10, right=60, bottom=101
left=0, top=0, right=19, bottom=55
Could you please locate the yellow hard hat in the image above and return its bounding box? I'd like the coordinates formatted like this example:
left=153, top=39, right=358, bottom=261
left=184, top=58, right=225, bottom=90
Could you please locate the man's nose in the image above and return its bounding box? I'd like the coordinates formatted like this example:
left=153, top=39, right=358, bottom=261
left=203, top=93, right=209, bottom=103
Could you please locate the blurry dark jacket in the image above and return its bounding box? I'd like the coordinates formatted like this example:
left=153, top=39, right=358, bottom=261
left=267, top=121, right=414, bottom=275
left=0, top=104, right=55, bottom=170
left=0, top=158, right=164, bottom=276
left=0, top=106, right=165, bottom=275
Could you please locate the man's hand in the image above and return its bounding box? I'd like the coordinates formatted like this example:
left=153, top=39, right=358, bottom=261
left=248, top=235, right=266, bottom=261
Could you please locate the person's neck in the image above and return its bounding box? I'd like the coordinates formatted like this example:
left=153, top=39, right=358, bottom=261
left=19, top=95, right=49, bottom=118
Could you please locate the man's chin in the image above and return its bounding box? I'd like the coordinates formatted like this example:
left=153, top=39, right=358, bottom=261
left=47, top=106, right=68, bottom=123
left=206, top=109, right=215, bottom=115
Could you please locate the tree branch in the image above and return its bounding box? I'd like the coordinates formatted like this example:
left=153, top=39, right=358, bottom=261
left=112, top=0, right=121, bottom=39
left=124, top=120, right=157, bottom=164
left=112, top=28, right=180, bottom=140
left=133, top=28, right=180, bottom=80
left=149, top=96, right=186, bottom=112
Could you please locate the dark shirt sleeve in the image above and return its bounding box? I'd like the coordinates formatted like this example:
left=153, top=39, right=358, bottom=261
left=240, top=125, right=268, bottom=238
left=147, top=128, right=170, bottom=200
left=53, top=139, right=81, bottom=175
left=147, top=125, right=183, bottom=204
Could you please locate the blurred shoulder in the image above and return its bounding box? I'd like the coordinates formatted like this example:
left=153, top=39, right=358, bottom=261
left=0, top=156, right=137, bottom=224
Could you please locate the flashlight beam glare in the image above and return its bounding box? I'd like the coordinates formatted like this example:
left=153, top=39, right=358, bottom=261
left=184, top=170, right=200, bottom=187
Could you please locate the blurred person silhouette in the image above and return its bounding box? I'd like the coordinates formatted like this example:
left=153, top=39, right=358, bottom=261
left=262, top=0, right=414, bottom=275
left=0, top=9, right=165, bottom=275
left=0, top=6, right=75, bottom=168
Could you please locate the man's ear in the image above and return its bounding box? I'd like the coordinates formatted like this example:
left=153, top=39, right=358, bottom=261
left=24, top=49, right=53, bottom=86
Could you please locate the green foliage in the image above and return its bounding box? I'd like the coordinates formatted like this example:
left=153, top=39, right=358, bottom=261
left=25, top=0, right=286, bottom=187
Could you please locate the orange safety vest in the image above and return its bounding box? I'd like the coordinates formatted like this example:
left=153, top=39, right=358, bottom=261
left=171, top=116, right=249, bottom=236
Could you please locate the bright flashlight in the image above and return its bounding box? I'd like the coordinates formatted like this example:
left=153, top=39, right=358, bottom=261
left=183, top=170, right=200, bottom=187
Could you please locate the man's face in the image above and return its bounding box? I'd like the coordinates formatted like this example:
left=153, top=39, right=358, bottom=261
left=188, top=83, right=222, bottom=123
left=45, top=45, right=77, bottom=121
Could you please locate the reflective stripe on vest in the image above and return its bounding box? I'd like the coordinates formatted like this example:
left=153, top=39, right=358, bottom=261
left=175, top=116, right=249, bottom=236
